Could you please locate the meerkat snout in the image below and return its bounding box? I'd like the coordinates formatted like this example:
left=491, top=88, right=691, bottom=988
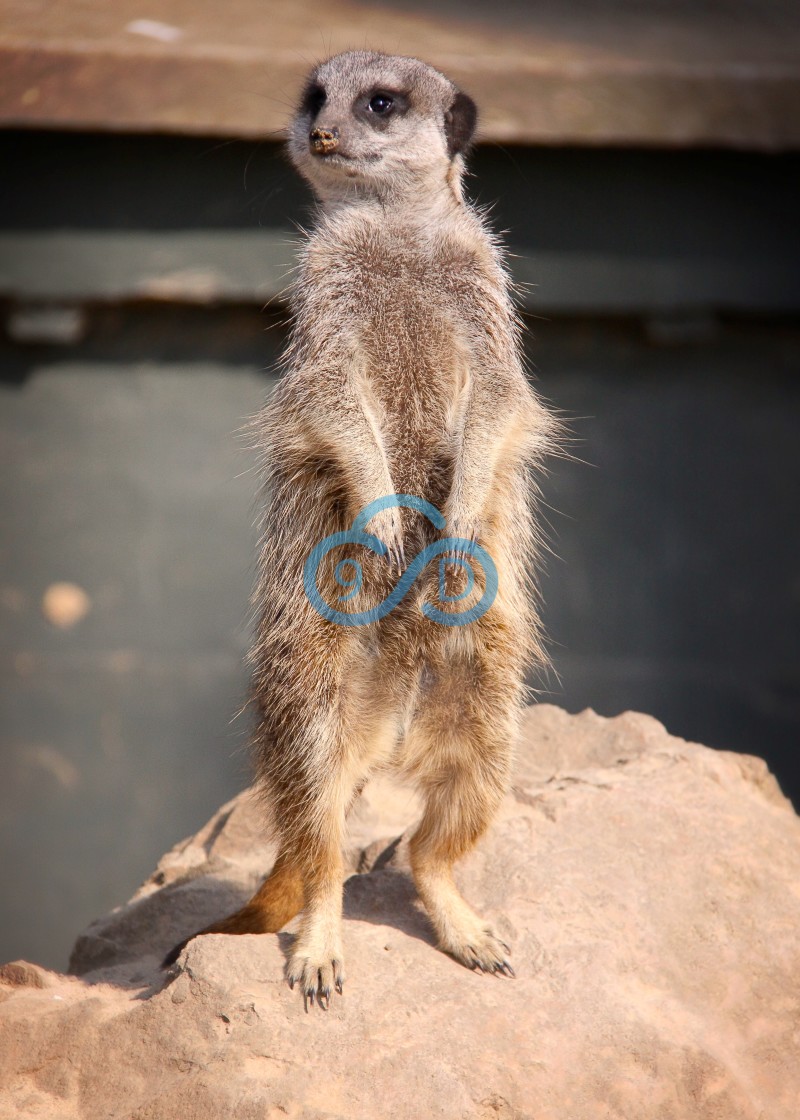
left=310, top=126, right=339, bottom=155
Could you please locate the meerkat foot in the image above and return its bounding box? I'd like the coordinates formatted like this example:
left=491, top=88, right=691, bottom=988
left=414, top=868, right=515, bottom=977
left=284, top=870, right=346, bottom=1009
left=286, top=946, right=345, bottom=1010
left=441, top=922, right=514, bottom=977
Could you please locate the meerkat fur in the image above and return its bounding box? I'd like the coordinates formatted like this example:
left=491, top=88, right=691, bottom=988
left=164, top=50, right=558, bottom=1007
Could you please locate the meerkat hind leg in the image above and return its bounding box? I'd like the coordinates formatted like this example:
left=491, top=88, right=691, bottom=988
left=283, top=698, right=401, bottom=1005
left=407, top=675, right=516, bottom=976
left=285, top=832, right=347, bottom=1007
left=410, top=790, right=514, bottom=975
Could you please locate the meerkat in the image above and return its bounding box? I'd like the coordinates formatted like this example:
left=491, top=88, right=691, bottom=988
left=164, top=50, right=557, bottom=1007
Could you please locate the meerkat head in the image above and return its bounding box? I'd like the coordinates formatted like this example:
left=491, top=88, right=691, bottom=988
left=287, top=50, right=477, bottom=207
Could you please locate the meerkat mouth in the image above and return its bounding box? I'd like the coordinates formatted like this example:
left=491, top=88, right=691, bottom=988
left=313, top=151, right=380, bottom=166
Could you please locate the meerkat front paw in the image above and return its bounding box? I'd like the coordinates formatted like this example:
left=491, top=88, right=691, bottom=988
left=445, top=512, right=482, bottom=562
left=286, top=947, right=345, bottom=1010
left=367, top=505, right=405, bottom=571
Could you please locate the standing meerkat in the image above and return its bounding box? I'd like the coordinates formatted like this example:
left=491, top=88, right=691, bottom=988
left=164, top=50, right=557, bottom=1006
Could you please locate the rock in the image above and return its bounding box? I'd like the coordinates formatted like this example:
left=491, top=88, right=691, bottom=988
left=0, top=961, right=54, bottom=990
left=1, top=705, right=799, bottom=1119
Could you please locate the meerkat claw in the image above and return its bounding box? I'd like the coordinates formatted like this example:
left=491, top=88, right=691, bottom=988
left=289, top=955, right=344, bottom=1009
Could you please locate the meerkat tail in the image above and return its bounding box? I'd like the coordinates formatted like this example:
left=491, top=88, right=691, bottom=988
left=161, top=851, right=303, bottom=967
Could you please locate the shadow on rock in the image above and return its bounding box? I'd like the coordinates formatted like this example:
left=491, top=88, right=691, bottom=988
left=69, top=875, right=255, bottom=981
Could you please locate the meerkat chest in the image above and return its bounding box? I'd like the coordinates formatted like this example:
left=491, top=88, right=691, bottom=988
left=301, top=221, right=508, bottom=460
left=336, top=235, right=484, bottom=418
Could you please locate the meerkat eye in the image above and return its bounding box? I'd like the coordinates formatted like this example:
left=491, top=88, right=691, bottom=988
left=303, top=83, right=326, bottom=116
left=368, top=93, right=394, bottom=115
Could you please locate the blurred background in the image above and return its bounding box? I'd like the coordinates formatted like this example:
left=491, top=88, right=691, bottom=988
left=1, top=1, right=798, bottom=970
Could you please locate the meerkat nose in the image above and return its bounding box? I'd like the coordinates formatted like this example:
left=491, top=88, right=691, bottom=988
left=310, top=127, right=340, bottom=155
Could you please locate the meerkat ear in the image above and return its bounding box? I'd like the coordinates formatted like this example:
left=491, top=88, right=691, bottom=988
left=445, top=90, right=478, bottom=157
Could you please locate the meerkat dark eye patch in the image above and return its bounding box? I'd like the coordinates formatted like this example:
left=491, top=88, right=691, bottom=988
left=302, top=82, right=327, bottom=117
left=445, top=90, right=478, bottom=157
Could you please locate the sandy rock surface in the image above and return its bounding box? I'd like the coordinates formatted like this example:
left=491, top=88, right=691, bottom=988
left=2, top=704, right=799, bottom=1119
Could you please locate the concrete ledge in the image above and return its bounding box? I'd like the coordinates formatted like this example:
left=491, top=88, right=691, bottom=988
left=1, top=0, right=800, bottom=148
